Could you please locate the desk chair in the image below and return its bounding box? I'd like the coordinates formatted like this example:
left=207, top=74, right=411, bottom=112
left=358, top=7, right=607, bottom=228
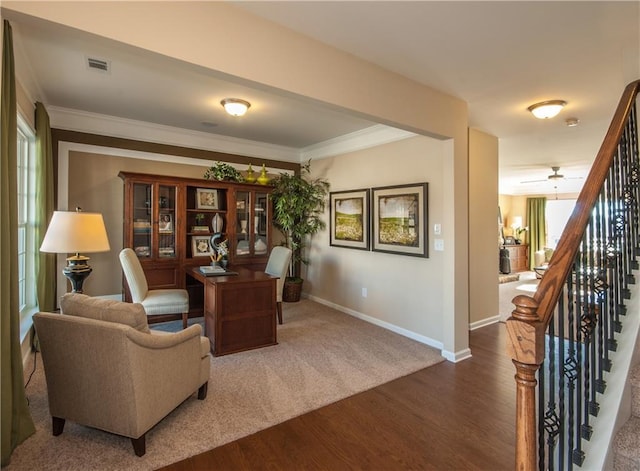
left=265, top=246, right=292, bottom=325
left=119, top=248, right=190, bottom=328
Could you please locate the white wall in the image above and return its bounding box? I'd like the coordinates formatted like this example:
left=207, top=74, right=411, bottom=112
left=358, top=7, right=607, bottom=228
left=305, top=136, right=446, bottom=345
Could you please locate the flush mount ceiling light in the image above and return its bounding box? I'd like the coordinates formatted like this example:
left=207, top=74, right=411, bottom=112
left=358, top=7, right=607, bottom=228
left=527, top=100, right=567, bottom=119
left=221, top=98, right=251, bottom=117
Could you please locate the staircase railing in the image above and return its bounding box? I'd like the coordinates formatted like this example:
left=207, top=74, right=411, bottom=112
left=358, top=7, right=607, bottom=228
left=507, top=79, right=640, bottom=470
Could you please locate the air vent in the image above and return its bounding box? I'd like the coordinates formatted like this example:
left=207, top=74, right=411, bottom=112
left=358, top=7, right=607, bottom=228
left=86, top=57, right=110, bottom=73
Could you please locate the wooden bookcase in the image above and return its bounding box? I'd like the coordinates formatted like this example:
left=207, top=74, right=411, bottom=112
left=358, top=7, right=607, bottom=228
left=119, top=171, right=273, bottom=317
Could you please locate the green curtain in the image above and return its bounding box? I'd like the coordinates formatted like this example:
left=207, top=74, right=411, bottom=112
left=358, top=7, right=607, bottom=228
left=35, top=102, right=56, bottom=311
left=1, top=20, right=36, bottom=466
left=526, top=197, right=547, bottom=270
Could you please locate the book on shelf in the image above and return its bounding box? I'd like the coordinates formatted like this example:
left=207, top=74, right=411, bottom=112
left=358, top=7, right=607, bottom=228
left=191, top=225, right=209, bottom=232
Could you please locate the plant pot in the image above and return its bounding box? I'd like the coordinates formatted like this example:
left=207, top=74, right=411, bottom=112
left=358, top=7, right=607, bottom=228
left=283, top=278, right=303, bottom=303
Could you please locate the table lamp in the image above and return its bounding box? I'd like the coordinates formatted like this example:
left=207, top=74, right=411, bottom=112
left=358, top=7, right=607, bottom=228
left=40, top=208, right=111, bottom=293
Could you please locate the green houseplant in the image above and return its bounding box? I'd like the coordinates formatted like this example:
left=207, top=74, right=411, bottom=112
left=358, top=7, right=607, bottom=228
left=270, top=160, right=330, bottom=301
left=204, top=161, right=244, bottom=182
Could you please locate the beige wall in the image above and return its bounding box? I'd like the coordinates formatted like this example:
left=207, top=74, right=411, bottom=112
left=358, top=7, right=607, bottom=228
left=306, top=136, right=446, bottom=341
left=66, top=151, right=212, bottom=297
left=5, top=1, right=471, bottom=358
left=468, top=129, right=498, bottom=325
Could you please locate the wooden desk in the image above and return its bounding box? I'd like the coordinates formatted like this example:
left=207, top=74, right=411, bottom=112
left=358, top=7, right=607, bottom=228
left=190, top=267, right=277, bottom=356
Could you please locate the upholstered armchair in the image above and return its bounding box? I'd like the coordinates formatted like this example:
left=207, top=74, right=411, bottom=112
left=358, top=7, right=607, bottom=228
left=119, top=247, right=190, bottom=329
left=264, top=246, right=293, bottom=324
left=33, top=293, right=210, bottom=456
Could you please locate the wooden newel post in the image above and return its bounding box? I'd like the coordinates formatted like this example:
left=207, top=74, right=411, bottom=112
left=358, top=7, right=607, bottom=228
left=512, top=360, right=540, bottom=471
left=506, top=294, right=545, bottom=471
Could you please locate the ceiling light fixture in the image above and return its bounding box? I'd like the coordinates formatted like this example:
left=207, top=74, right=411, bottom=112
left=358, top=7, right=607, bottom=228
left=527, top=100, right=567, bottom=119
left=221, top=98, right=251, bottom=117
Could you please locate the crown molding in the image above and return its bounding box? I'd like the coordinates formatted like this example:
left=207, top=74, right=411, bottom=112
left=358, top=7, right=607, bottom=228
left=46, top=106, right=301, bottom=163
left=300, top=124, right=416, bottom=160
left=47, top=106, right=415, bottom=164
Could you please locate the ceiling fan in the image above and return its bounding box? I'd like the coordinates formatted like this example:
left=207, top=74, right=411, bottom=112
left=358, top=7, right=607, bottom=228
left=520, top=166, right=584, bottom=184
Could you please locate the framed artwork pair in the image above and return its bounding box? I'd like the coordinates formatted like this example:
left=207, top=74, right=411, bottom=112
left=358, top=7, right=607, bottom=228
left=330, top=182, right=428, bottom=258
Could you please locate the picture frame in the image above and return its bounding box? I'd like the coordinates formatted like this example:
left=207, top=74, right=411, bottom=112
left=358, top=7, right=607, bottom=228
left=191, top=235, right=214, bottom=257
left=371, top=183, right=428, bottom=257
left=159, top=213, right=173, bottom=233
left=196, top=188, right=218, bottom=209
left=330, top=189, right=370, bottom=250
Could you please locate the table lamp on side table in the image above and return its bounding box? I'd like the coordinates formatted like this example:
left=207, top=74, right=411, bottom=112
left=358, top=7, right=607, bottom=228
left=40, top=208, right=111, bottom=293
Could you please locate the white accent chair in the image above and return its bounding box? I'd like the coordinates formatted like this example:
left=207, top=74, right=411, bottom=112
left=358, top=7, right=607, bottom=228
left=264, top=246, right=293, bottom=325
left=33, top=293, right=210, bottom=456
left=119, top=247, right=190, bottom=328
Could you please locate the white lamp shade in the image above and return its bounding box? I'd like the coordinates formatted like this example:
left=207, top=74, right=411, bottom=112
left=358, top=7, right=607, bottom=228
left=511, top=216, right=523, bottom=229
left=40, top=211, right=110, bottom=254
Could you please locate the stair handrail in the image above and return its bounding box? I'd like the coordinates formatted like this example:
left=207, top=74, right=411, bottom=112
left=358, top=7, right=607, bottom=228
left=506, top=79, right=640, bottom=470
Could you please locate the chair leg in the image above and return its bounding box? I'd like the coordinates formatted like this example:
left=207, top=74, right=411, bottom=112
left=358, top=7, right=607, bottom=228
left=277, top=302, right=283, bottom=325
left=182, top=312, right=188, bottom=329
left=131, top=434, right=146, bottom=457
left=52, top=416, right=65, bottom=436
left=198, top=381, right=208, bottom=400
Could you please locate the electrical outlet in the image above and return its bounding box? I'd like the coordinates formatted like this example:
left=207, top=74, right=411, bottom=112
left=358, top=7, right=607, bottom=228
left=434, top=239, right=444, bottom=251
left=362, top=287, right=368, bottom=298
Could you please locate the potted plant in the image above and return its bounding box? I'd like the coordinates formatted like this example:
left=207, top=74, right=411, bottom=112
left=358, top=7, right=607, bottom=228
left=270, top=160, right=330, bottom=302
left=204, top=161, right=244, bottom=182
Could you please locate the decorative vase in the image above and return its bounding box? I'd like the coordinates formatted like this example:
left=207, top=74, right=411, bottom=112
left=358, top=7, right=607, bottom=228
left=245, top=163, right=256, bottom=184
left=220, top=259, right=228, bottom=269
left=211, top=213, right=223, bottom=232
left=257, top=164, right=269, bottom=185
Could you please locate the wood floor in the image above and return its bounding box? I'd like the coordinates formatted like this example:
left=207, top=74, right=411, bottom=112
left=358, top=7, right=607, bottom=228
left=159, top=323, right=516, bottom=471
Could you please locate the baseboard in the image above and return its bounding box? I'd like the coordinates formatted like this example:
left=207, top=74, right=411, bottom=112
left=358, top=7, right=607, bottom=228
left=441, top=348, right=472, bottom=363
left=304, top=293, right=444, bottom=353
left=470, top=315, right=501, bottom=331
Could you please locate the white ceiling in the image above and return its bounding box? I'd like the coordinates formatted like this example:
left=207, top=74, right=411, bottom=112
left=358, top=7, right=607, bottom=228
left=5, top=1, right=639, bottom=195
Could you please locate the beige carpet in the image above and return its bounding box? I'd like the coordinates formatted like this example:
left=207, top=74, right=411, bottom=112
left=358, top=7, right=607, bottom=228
left=499, top=271, right=539, bottom=322
left=7, top=299, right=444, bottom=471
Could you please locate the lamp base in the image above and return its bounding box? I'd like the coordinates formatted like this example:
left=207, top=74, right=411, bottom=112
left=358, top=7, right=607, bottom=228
left=63, top=255, right=92, bottom=293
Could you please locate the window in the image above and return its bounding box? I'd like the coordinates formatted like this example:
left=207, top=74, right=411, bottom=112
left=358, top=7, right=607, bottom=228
left=546, top=199, right=576, bottom=249
left=17, top=114, right=37, bottom=339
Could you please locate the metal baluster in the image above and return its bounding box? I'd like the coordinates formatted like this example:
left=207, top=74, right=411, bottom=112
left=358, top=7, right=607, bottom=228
left=558, top=290, right=567, bottom=471
left=572, top=244, right=585, bottom=466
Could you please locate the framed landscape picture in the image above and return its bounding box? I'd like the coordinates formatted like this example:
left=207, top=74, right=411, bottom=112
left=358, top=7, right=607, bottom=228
left=371, top=183, right=428, bottom=257
left=330, top=189, right=370, bottom=250
left=196, top=188, right=218, bottom=209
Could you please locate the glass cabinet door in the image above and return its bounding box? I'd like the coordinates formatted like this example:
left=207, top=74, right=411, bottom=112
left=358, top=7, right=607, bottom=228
left=234, top=189, right=269, bottom=258
left=157, top=185, right=177, bottom=259
left=254, top=191, right=268, bottom=256
left=235, top=191, right=251, bottom=257
left=132, top=183, right=152, bottom=258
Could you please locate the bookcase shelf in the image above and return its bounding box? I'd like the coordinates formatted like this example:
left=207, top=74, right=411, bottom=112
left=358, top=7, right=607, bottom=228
left=119, top=171, right=273, bottom=312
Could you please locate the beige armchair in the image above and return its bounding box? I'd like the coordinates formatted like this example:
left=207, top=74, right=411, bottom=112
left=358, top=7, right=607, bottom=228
left=119, top=247, right=190, bottom=329
left=33, top=293, right=210, bottom=456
